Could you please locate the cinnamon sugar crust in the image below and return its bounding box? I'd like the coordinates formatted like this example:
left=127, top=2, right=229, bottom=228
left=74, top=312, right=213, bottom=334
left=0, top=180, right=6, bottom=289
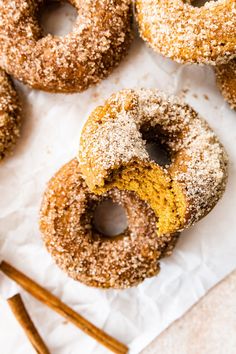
left=0, top=0, right=133, bottom=93
left=135, top=0, right=236, bottom=64
left=0, top=69, right=21, bottom=161
left=79, top=89, right=228, bottom=235
left=40, top=159, right=179, bottom=289
left=215, top=58, right=236, bottom=110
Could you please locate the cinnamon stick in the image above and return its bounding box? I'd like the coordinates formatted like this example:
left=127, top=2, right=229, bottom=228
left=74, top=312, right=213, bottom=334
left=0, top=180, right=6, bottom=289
left=0, top=261, right=128, bottom=354
left=7, top=293, right=50, bottom=354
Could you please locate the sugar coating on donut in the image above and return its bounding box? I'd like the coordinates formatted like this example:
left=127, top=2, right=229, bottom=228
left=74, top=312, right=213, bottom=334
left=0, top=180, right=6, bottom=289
left=136, top=0, right=236, bottom=64
left=0, top=0, right=133, bottom=93
left=40, top=159, right=179, bottom=288
left=215, top=59, right=236, bottom=110
left=79, top=89, right=228, bottom=234
left=0, top=69, right=21, bottom=161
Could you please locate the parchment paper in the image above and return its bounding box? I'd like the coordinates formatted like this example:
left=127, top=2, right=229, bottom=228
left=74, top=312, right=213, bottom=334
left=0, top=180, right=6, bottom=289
left=0, top=11, right=236, bottom=354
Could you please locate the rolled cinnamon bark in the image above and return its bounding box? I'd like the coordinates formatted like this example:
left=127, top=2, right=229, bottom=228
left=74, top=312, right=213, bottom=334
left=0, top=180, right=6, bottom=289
left=7, top=293, right=50, bottom=354
left=1, top=261, right=128, bottom=354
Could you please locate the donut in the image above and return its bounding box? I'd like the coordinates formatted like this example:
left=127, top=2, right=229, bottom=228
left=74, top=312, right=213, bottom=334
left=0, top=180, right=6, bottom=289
left=40, top=159, right=179, bottom=289
left=78, top=89, right=228, bottom=236
left=135, top=0, right=236, bottom=64
left=0, top=0, right=133, bottom=93
left=0, top=69, right=21, bottom=161
left=215, top=59, right=236, bottom=110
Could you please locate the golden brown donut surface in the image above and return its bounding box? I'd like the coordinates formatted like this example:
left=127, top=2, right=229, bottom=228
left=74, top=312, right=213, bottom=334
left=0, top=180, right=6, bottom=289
left=79, top=89, right=228, bottom=235
left=0, top=0, right=133, bottom=93
left=215, top=59, right=236, bottom=110
left=0, top=69, right=21, bottom=161
left=40, top=159, right=179, bottom=289
left=135, top=0, right=236, bottom=64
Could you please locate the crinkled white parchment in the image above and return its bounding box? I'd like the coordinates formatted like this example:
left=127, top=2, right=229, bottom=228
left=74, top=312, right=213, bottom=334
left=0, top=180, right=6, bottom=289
left=0, top=17, right=236, bottom=354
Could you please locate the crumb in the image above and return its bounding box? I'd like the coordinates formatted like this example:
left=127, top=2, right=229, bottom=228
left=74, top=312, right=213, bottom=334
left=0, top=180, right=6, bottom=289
left=92, top=92, right=100, bottom=100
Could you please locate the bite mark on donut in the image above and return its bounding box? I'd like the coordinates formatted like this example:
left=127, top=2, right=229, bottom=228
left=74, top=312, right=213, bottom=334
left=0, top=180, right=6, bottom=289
left=93, top=161, right=187, bottom=235
left=79, top=89, right=228, bottom=235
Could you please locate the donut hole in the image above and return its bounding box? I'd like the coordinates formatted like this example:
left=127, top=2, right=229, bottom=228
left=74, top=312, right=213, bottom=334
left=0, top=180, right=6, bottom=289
left=191, top=0, right=216, bottom=7
left=93, top=199, right=128, bottom=237
left=39, top=1, right=77, bottom=36
left=145, top=142, right=170, bottom=166
left=141, top=126, right=171, bottom=166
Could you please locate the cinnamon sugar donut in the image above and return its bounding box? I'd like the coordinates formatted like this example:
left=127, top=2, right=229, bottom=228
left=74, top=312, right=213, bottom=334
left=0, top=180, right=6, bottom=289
left=0, top=0, right=132, bottom=93
left=215, top=59, right=236, bottom=110
left=79, top=89, right=228, bottom=236
left=0, top=69, right=21, bottom=161
left=40, top=159, right=179, bottom=289
left=135, top=0, right=236, bottom=64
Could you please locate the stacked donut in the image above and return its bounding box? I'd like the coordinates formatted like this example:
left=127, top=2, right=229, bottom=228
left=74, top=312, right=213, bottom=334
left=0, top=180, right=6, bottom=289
left=0, top=1, right=231, bottom=288
left=40, top=89, right=228, bottom=289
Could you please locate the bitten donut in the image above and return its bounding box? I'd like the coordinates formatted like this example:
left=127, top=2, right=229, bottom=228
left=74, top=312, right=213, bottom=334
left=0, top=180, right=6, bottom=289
left=215, top=59, right=236, bottom=110
left=0, top=0, right=132, bottom=93
left=0, top=69, right=21, bottom=161
left=40, top=159, right=179, bottom=289
left=79, top=89, right=228, bottom=236
left=135, top=0, right=236, bottom=64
